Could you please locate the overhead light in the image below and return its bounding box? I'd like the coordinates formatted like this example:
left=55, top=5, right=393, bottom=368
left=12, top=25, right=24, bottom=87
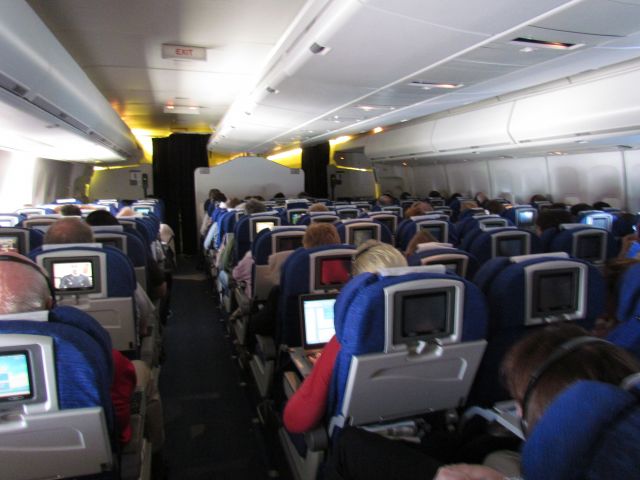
left=575, top=140, right=588, bottom=144
left=358, top=105, right=375, bottom=112
left=520, top=47, right=535, bottom=53
left=409, top=81, right=463, bottom=89
left=329, top=135, right=352, bottom=146
left=267, top=148, right=302, bottom=161
left=372, top=127, right=384, bottom=134
left=511, top=37, right=584, bottom=50
left=163, top=105, right=200, bottom=115
left=400, top=119, right=409, bottom=123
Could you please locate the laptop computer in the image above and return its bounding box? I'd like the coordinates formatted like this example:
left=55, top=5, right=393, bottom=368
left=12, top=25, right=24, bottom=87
left=290, top=292, right=338, bottom=377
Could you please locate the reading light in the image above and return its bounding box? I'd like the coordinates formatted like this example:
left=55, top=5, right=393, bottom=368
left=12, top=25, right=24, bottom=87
left=267, top=148, right=302, bottom=161
left=329, top=135, right=352, bottom=146
left=409, top=81, right=463, bottom=89
left=372, top=127, right=384, bottom=134
left=163, top=105, right=200, bottom=115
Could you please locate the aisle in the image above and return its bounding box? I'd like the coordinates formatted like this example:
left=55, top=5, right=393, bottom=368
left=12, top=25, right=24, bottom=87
left=159, top=257, right=277, bottom=480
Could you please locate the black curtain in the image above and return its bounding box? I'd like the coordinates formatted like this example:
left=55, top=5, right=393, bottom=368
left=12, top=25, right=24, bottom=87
left=301, top=142, right=330, bottom=198
left=152, top=134, right=209, bottom=255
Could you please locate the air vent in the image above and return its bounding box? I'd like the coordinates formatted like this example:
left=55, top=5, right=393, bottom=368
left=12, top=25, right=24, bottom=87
left=408, top=81, right=463, bottom=89
left=511, top=37, right=584, bottom=50
left=309, top=42, right=329, bottom=55
left=0, top=71, right=29, bottom=97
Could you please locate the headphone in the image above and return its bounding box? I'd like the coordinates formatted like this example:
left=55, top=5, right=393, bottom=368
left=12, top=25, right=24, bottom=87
left=520, top=336, right=608, bottom=436
left=0, top=254, right=57, bottom=308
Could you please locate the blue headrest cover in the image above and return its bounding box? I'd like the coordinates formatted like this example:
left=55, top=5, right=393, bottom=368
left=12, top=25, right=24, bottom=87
left=523, top=380, right=640, bottom=480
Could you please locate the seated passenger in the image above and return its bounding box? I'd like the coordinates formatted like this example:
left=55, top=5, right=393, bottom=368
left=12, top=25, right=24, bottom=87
left=0, top=252, right=135, bottom=446
left=326, top=324, right=640, bottom=480
left=404, top=230, right=437, bottom=257
left=309, top=202, right=329, bottom=212
left=283, top=240, right=407, bottom=434
left=86, top=210, right=167, bottom=301
left=404, top=201, right=433, bottom=219
left=485, top=199, right=505, bottom=215
left=58, top=204, right=82, bottom=216
left=43, top=217, right=156, bottom=337
left=535, top=208, right=573, bottom=236
left=247, top=223, right=342, bottom=338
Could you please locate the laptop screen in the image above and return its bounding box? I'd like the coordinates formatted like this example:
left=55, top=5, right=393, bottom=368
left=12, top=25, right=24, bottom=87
left=300, top=293, right=338, bottom=349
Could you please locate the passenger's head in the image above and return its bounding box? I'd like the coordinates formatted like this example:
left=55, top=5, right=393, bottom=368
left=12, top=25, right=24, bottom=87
left=377, top=194, right=394, bottom=206
left=59, top=204, right=82, bottom=216
left=0, top=252, right=52, bottom=314
left=485, top=199, right=505, bottom=215
left=593, top=201, right=611, bottom=211
left=474, top=192, right=488, bottom=206
left=529, top=194, right=548, bottom=204
left=302, top=223, right=340, bottom=248
left=308, top=203, right=329, bottom=212
left=501, top=324, right=639, bottom=431
left=570, top=203, right=592, bottom=218
left=117, top=207, right=135, bottom=217
left=535, top=209, right=573, bottom=234
left=428, top=190, right=442, bottom=198
left=404, top=230, right=437, bottom=257
left=460, top=200, right=479, bottom=213
left=208, top=188, right=221, bottom=200
left=352, top=240, right=407, bottom=275
left=44, top=217, right=94, bottom=245
left=273, top=192, right=285, bottom=199
left=244, top=198, right=266, bottom=215
left=85, top=210, right=119, bottom=226
left=226, top=197, right=242, bottom=209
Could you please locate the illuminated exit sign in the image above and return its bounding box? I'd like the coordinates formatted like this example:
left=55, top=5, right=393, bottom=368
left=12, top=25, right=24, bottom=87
left=162, top=44, right=207, bottom=61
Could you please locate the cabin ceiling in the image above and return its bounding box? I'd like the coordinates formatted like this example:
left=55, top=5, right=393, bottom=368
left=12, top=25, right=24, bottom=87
left=26, top=0, right=640, bottom=157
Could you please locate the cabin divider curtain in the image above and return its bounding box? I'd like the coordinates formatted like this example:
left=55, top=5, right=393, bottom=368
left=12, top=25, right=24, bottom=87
left=152, top=134, right=209, bottom=255
left=301, top=142, right=330, bottom=198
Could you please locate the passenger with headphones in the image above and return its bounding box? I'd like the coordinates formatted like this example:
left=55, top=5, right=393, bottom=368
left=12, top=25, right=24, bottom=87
left=326, top=324, right=640, bottom=480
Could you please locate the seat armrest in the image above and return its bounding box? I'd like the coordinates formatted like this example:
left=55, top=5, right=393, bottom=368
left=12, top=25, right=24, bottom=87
left=255, top=334, right=276, bottom=359
left=283, top=371, right=301, bottom=399
left=305, top=426, right=328, bottom=452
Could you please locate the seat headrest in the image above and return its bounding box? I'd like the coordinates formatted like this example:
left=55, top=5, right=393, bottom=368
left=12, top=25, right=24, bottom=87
left=523, top=380, right=640, bottom=480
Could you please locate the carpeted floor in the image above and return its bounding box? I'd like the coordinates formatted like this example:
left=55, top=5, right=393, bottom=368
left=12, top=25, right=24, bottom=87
left=159, top=256, right=282, bottom=479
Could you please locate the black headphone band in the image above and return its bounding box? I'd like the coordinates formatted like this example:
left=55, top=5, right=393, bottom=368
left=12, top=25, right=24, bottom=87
left=0, top=254, right=56, bottom=307
left=520, top=336, right=609, bottom=434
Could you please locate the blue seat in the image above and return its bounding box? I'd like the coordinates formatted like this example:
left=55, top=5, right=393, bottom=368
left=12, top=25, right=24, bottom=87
left=276, top=244, right=356, bottom=347
left=328, top=267, right=488, bottom=431
left=234, top=212, right=282, bottom=263
left=30, top=245, right=138, bottom=352
left=408, top=244, right=480, bottom=279
left=0, top=213, right=25, bottom=227
left=335, top=219, right=393, bottom=246
left=0, top=327, right=115, bottom=478
left=396, top=215, right=456, bottom=251
left=546, top=224, right=616, bottom=265
left=503, top=205, right=537, bottom=230
left=607, top=262, right=640, bottom=358
left=522, top=380, right=640, bottom=480
left=465, top=227, right=541, bottom=265
left=470, top=253, right=605, bottom=405
left=299, top=212, right=340, bottom=226
left=0, top=226, right=43, bottom=254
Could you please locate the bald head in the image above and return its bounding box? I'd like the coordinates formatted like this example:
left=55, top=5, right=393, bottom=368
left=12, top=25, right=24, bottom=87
left=44, top=217, right=94, bottom=245
left=0, top=253, right=52, bottom=314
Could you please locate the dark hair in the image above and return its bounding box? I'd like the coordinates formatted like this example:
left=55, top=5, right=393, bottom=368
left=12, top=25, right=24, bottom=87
left=529, top=194, right=548, bottom=204
left=85, top=210, right=119, bottom=226
left=593, top=201, right=611, bottom=211
left=485, top=199, right=505, bottom=215
left=502, top=324, right=640, bottom=430
left=244, top=199, right=266, bottom=215
left=59, top=204, right=82, bottom=216
left=535, top=209, right=573, bottom=232
left=570, top=203, right=592, bottom=217
left=428, top=190, right=441, bottom=198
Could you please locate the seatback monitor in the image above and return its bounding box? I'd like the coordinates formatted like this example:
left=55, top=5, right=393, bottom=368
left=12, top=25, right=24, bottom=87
left=314, top=256, right=351, bottom=291
left=275, top=235, right=303, bottom=253
left=0, top=351, right=32, bottom=402
left=393, top=287, right=455, bottom=347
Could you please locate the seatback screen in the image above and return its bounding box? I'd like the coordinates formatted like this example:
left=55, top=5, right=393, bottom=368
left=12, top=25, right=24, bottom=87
left=496, top=237, right=525, bottom=257
left=517, top=210, right=534, bottom=227
left=315, top=257, right=351, bottom=290
left=52, top=261, right=94, bottom=291
left=290, top=212, right=303, bottom=225
left=576, top=235, right=602, bottom=262
left=420, top=225, right=444, bottom=242
left=352, top=228, right=375, bottom=247
left=275, top=235, right=303, bottom=253
left=255, top=221, right=275, bottom=234
left=532, top=270, right=578, bottom=317
left=396, top=291, right=452, bottom=344
left=0, top=236, right=18, bottom=253
left=0, top=352, right=32, bottom=402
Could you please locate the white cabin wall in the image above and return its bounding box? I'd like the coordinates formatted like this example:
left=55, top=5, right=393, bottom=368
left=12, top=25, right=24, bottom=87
left=375, top=164, right=408, bottom=197
left=401, top=150, right=632, bottom=208
left=488, top=156, right=549, bottom=204
left=623, top=150, right=640, bottom=212
left=0, top=150, right=37, bottom=211
left=546, top=152, right=624, bottom=207
left=411, top=164, right=449, bottom=197
left=444, top=161, right=491, bottom=198
left=90, top=164, right=154, bottom=202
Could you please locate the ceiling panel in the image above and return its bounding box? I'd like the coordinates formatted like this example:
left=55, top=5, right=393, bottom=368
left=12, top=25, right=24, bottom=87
left=363, top=0, right=573, bottom=35
left=533, top=0, right=640, bottom=36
